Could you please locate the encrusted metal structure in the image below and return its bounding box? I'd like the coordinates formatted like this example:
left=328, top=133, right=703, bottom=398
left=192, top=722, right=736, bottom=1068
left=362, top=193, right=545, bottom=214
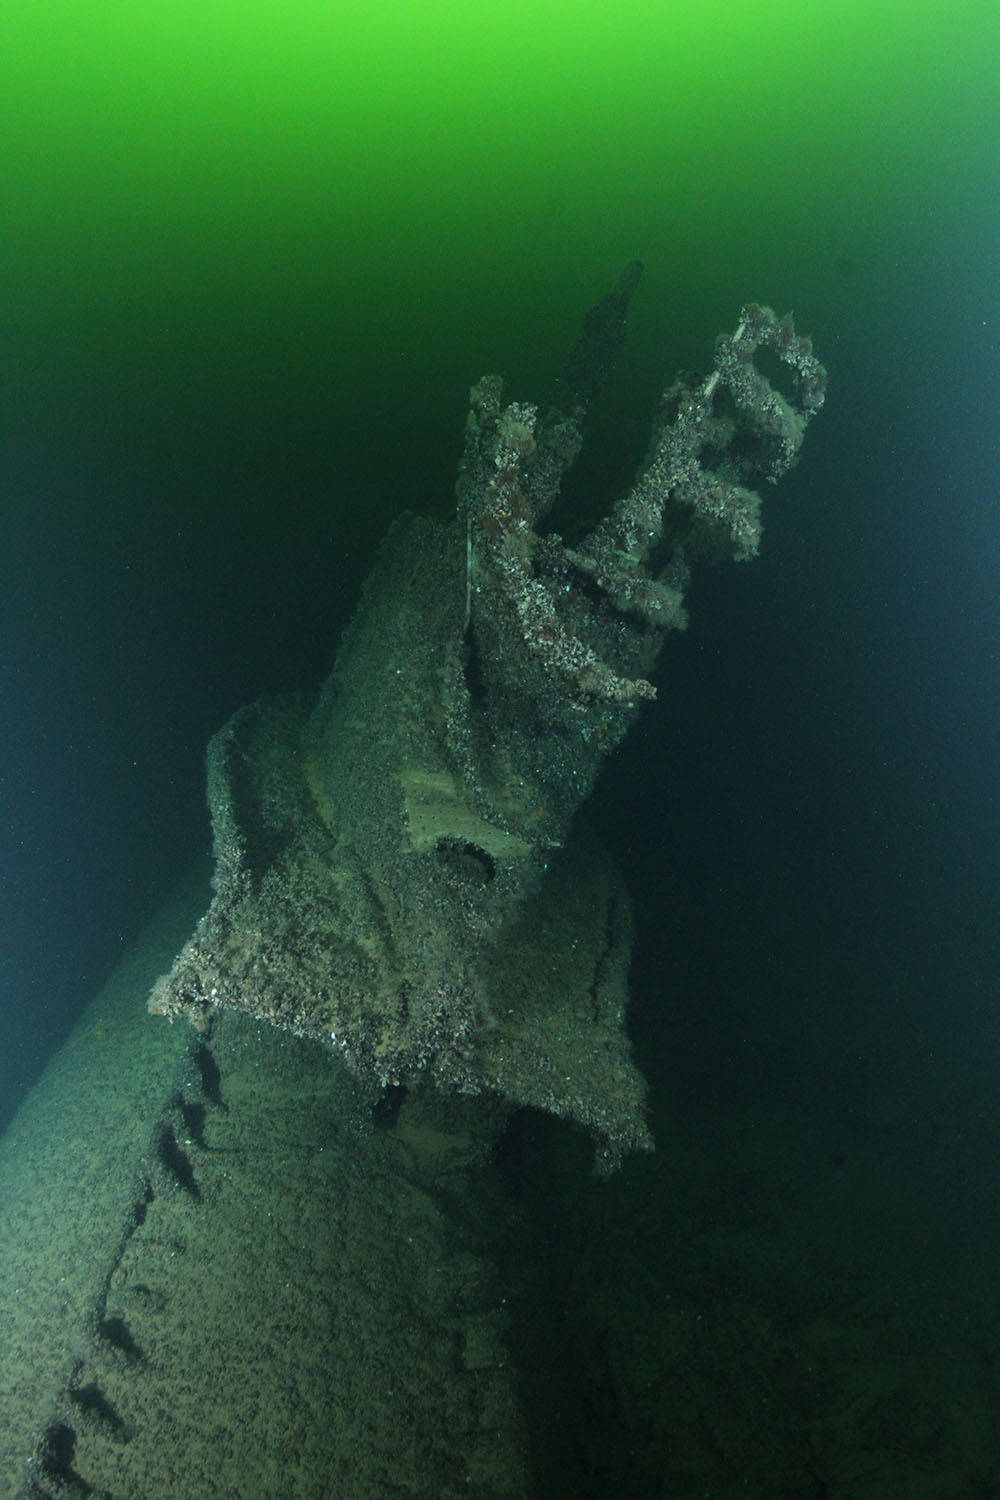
left=150, top=267, right=825, bottom=1168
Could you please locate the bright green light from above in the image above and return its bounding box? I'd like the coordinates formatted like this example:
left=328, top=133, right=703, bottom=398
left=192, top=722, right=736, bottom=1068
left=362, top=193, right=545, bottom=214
left=3, top=0, right=997, bottom=352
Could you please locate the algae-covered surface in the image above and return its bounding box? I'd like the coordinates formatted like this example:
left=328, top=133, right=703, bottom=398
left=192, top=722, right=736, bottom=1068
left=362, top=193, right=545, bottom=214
left=5, top=868, right=1000, bottom=1500
left=0, top=869, right=526, bottom=1500
left=0, top=868, right=207, bottom=1495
